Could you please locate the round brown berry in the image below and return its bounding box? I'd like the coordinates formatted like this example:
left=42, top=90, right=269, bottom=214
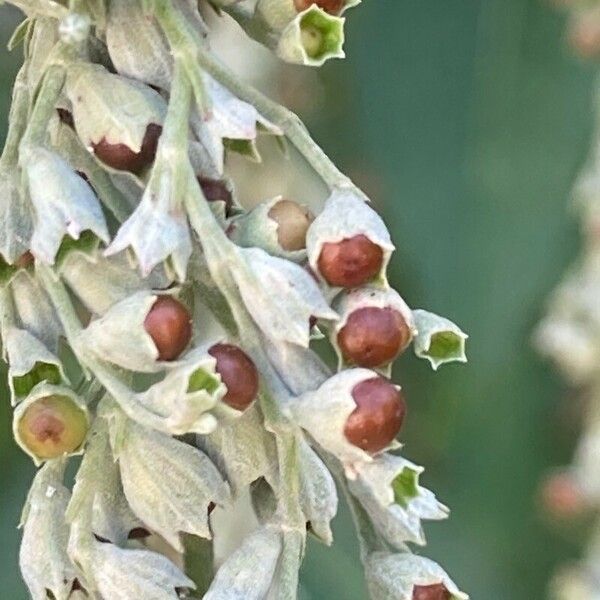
left=317, top=234, right=383, bottom=287
left=144, top=296, right=192, bottom=361
left=198, top=177, right=234, bottom=216
left=294, top=0, right=345, bottom=15
left=93, top=123, right=162, bottom=174
left=412, top=584, right=451, bottom=600
left=338, top=307, right=412, bottom=367
left=344, top=377, right=406, bottom=454
left=208, top=343, right=259, bottom=411
left=17, top=395, right=89, bottom=460
left=268, top=199, right=314, bottom=251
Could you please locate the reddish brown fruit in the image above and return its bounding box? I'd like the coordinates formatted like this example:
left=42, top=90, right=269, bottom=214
left=208, top=343, right=259, bottom=411
left=144, top=296, right=192, bottom=361
left=294, top=0, right=345, bottom=15
left=344, top=377, right=406, bottom=454
left=268, top=199, right=314, bottom=251
left=198, top=177, right=234, bottom=216
left=93, top=123, right=162, bottom=174
left=17, top=395, right=89, bottom=460
left=412, top=584, right=451, bottom=600
left=317, top=234, right=383, bottom=288
left=338, top=307, right=411, bottom=367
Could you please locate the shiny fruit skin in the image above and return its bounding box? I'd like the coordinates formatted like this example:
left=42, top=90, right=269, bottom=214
left=344, top=377, right=406, bottom=454
left=412, top=584, right=451, bottom=600
left=209, top=343, right=259, bottom=411
left=18, top=395, right=88, bottom=460
left=93, top=123, right=162, bottom=174
left=338, top=306, right=411, bottom=367
left=144, top=296, right=192, bottom=361
left=317, top=234, right=383, bottom=287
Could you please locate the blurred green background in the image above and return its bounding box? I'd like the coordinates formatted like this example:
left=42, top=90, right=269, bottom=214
left=0, top=1, right=594, bottom=598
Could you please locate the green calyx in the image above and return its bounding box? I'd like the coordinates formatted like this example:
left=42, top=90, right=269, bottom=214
left=12, top=362, right=62, bottom=399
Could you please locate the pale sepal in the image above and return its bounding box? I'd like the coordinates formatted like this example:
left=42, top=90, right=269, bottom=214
left=349, top=454, right=448, bottom=547
left=113, top=418, right=230, bottom=551
left=412, top=309, right=468, bottom=370
left=66, top=62, right=166, bottom=153
left=297, top=438, right=338, bottom=544
left=204, top=526, right=282, bottom=600
left=232, top=246, right=337, bottom=348
left=0, top=167, right=32, bottom=264
left=306, top=189, right=394, bottom=288
left=3, top=326, right=66, bottom=405
left=21, top=147, right=109, bottom=264
left=276, top=7, right=345, bottom=67
left=67, top=417, right=144, bottom=546
left=197, top=405, right=278, bottom=495
left=365, top=552, right=469, bottom=600
left=19, top=460, right=80, bottom=600
left=289, top=369, right=380, bottom=473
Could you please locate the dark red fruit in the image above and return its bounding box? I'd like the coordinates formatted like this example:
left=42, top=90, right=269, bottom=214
left=143, top=296, right=192, bottom=361
left=294, top=0, right=345, bottom=14
left=128, top=527, right=151, bottom=540
left=93, top=123, right=162, bottom=174
left=198, top=177, right=234, bottom=216
left=268, top=199, right=314, bottom=251
left=338, top=307, right=411, bottom=367
left=412, top=583, right=451, bottom=600
left=344, top=377, right=406, bottom=454
left=317, top=234, right=383, bottom=288
left=208, top=343, right=259, bottom=411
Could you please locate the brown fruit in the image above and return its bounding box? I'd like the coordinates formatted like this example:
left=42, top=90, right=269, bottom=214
left=268, top=199, right=314, bottom=251
left=541, top=472, right=585, bottom=518
left=338, top=307, right=412, bottom=367
left=208, top=343, right=259, bottom=411
left=57, top=108, right=75, bottom=129
left=294, top=0, right=345, bottom=15
left=17, top=395, right=89, bottom=460
left=144, top=296, right=192, bottom=361
left=344, top=376, right=406, bottom=454
left=317, top=234, right=383, bottom=287
left=93, top=123, right=162, bottom=174
left=412, top=584, right=451, bottom=600
left=198, top=177, right=234, bottom=216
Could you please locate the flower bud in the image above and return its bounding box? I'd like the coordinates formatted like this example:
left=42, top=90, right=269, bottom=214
left=413, top=584, right=452, bottom=600
left=66, top=63, right=166, bottom=174
left=333, top=287, right=416, bottom=368
left=14, top=389, right=89, bottom=463
left=344, top=376, right=406, bottom=454
left=208, top=343, right=259, bottom=411
left=144, top=295, right=192, bottom=361
left=307, top=190, right=394, bottom=288
left=229, top=197, right=314, bottom=261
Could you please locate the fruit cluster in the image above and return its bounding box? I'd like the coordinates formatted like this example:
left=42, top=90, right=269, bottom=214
left=0, top=1, right=468, bottom=599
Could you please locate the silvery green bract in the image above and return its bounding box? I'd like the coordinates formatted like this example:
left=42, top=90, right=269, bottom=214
left=0, top=1, right=469, bottom=599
